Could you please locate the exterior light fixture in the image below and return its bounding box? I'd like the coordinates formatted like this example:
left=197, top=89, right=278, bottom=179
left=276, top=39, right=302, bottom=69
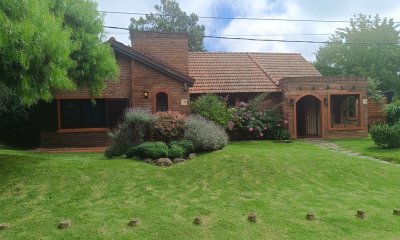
left=324, top=97, right=328, bottom=106
left=144, top=90, right=148, bottom=98
left=352, top=85, right=356, bottom=90
left=290, top=99, right=295, bottom=106
left=326, top=85, right=330, bottom=90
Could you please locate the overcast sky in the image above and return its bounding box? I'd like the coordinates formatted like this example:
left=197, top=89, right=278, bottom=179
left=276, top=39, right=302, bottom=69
left=95, top=0, right=400, bottom=61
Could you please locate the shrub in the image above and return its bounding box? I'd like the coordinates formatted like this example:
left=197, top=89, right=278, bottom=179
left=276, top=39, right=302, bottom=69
left=385, top=100, right=400, bottom=125
left=265, top=126, right=291, bottom=141
left=168, top=144, right=185, bottom=159
left=184, top=115, right=228, bottom=151
left=136, top=142, right=169, bottom=159
left=126, top=146, right=139, bottom=158
left=106, top=108, right=156, bottom=157
left=104, top=145, right=123, bottom=159
left=152, top=111, right=186, bottom=142
left=228, top=94, right=287, bottom=140
left=191, top=93, right=232, bottom=127
left=170, top=140, right=195, bottom=155
left=370, top=124, right=400, bottom=148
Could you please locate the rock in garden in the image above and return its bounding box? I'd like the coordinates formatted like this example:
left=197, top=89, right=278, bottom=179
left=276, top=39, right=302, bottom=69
left=154, top=158, right=173, bottom=167
left=306, top=212, right=315, bottom=220
left=172, top=158, right=185, bottom=163
left=143, top=158, right=153, bottom=164
left=394, top=209, right=400, bottom=216
left=356, top=209, right=365, bottom=218
left=128, top=218, right=139, bottom=227
left=194, top=216, right=202, bottom=225
left=0, top=223, right=9, bottom=230
left=248, top=213, right=257, bottom=222
left=58, top=220, right=71, bottom=229
left=188, top=153, right=197, bottom=159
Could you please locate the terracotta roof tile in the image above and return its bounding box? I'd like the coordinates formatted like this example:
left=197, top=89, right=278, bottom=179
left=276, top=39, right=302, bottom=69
left=189, top=52, right=321, bottom=93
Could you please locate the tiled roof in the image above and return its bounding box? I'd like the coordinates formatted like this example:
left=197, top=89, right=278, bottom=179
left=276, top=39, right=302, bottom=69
left=189, top=52, right=321, bottom=94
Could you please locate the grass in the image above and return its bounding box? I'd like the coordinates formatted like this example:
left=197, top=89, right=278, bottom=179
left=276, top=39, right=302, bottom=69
left=330, top=137, right=400, bottom=164
left=1, top=141, right=400, bottom=239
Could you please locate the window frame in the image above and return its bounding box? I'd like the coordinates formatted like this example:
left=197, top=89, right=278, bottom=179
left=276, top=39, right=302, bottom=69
left=327, top=92, right=363, bottom=131
left=56, top=98, right=129, bottom=133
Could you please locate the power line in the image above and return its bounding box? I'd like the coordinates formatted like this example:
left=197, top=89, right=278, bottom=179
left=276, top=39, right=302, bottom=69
left=104, top=26, right=400, bottom=45
left=99, top=10, right=400, bottom=24
left=106, top=32, right=333, bottom=36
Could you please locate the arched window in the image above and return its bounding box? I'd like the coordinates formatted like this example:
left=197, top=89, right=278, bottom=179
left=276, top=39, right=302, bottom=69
left=156, top=92, right=168, bottom=112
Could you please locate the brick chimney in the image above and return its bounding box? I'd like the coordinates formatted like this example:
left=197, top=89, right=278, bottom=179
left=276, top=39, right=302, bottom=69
left=130, top=31, right=189, bottom=74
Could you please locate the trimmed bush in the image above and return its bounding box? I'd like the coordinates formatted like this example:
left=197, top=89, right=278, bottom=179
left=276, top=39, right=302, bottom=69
left=136, top=142, right=169, bottom=159
left=184, top=115, right=228, bottom=151
left=385, top=100, right=400, bottom=125
left=370, top=124, right=400, bottom=148
left=168, top=144, right=185, bottom=159
left=152, top=111, right=186, bottom=142
left=191, top=93, right=232, bottom=127
left=126, top=146, right=139, bottom=158
left=170, top=140, right=195, bottom=155
left=106, top=108, right=156, bottom=158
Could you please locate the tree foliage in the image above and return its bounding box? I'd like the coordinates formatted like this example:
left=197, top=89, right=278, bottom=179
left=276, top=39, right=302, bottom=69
left=129, top=0, right=206, bottom=51
left=0, top=0, right=118, bottom=105
left=314, top=14, right=400, bottom=95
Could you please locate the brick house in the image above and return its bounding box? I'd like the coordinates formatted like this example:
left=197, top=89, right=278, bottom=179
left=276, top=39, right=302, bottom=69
left=40, top=31, right=369, bottom=148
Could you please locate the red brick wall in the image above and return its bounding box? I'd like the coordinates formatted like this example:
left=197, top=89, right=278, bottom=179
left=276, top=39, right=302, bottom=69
left=280, top=76, right=368, bottom=139
left=131, top=31, right=189, bottom=74
left=368, top=98, right=386, bottom=125
left=131, top=60, right=191, bottom=114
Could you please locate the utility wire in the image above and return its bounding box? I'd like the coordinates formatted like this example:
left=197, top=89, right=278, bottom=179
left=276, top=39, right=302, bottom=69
left=104, top=26, right=400, bottom=45
left=99, top=10, right=400, bottom=24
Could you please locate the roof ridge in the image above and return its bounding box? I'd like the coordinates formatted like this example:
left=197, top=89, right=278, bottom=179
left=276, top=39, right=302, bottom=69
left=246, top=53, right=279, bottom=87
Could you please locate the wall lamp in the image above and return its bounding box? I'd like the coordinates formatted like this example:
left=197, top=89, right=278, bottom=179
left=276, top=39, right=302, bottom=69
left=144, top=90, right=149, bottom=98
left=324, top=97, right=328, bottom=106
left=290, top=99, right=295, bottom=106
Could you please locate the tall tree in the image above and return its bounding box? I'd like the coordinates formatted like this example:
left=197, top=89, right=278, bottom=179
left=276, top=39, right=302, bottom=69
left=0, top=0, right=118, bottom=105
left=129, top=0, right=206, bottom=52
left=314, top=14, right=400, bottom=95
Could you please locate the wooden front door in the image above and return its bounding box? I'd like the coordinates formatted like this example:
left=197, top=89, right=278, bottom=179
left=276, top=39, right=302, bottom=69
left=297, top=96, right=321, bottom=137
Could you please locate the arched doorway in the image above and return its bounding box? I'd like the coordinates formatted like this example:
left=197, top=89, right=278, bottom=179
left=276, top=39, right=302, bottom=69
left=296, top=95, right=321, bottom=138
left=156, top=92, right=168, bottom=112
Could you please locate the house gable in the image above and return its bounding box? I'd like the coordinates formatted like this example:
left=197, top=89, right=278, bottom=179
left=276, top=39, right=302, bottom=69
left=109, top=38, right=194, bottom=87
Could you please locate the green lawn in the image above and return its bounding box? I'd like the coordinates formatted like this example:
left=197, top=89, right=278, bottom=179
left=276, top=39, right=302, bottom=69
left=331, top=137, right=400, bottom=164
left=1, top=141, right=400, bottom=239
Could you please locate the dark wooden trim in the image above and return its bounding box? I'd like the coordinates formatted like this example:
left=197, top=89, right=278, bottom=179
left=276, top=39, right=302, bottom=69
left=327, top=92, right=363, bottom=131
left=56, top=128, right=109, bottom=133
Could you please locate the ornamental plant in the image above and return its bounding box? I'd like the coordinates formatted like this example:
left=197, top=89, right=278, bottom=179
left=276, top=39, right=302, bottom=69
left=227, top=93, right=290, bottom=140
left=152, top=111, right=186, bottom=142
left=191, top=93, right=232, bottom=127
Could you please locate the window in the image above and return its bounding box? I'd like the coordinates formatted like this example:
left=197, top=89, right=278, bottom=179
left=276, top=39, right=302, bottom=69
left=59, top=99, right=128, bottom=129
left=330, top=94, right=361, bottom=128
left=156, top=92, right=168, bottom=112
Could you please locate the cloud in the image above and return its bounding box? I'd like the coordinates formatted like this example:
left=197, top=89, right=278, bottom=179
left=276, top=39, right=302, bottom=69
left=95, top=0, right=400, bottom=60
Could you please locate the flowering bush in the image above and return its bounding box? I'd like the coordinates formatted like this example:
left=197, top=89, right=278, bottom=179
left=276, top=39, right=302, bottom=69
left=227, top=94, right=290, bottom=140
left=152, top=111, right=186, bottom=142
